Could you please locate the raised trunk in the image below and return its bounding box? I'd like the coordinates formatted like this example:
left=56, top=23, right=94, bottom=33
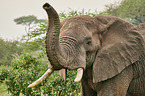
left=43, top=3, right=65, bottom=70
left=27, top=3, right=84, bottom=88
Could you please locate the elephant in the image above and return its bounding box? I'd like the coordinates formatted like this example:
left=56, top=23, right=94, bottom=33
left=136, top=22, right=145, bottom=40
left=28, top=3, right=145, bottom=96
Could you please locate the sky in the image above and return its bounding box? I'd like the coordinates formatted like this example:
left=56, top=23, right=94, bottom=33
left=0, top=0, right=121, bottom=40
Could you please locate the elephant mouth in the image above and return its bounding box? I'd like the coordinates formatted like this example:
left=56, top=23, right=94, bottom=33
left=27, top=68, right=83, bottom=88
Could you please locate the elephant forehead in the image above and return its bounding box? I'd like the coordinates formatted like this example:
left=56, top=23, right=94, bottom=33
left=66, top=15, right=94, bottom=22
left=60, top=23, right=92, bottom=37
left=61, top=16, right=96, bottom=28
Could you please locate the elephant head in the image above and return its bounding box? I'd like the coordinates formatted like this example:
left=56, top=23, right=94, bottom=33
left=28, top=3, right=144, bottom=88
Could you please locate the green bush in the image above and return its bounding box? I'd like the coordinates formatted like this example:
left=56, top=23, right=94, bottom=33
left=5, top=51, right=80, bottom=96
left=0, top=66, right=11, bottom=83
left=41, top=70, right=81, bottom=96
left=6, top=51, right=47, bottom=96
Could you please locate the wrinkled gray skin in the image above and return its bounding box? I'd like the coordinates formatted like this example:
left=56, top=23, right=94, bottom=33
left=136, top=22, right=145, bottom=40
left=42, top=3, right=145, bottom=96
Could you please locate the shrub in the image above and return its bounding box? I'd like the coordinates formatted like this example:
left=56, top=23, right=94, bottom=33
left=0, top=65, right=11, bottom=83
left=59, top=8, right=98, bottom=19
left=41, top=70, right=81, bottom=96
left=6, top=51, right=47, bottom=96
left=5, top=51, right=80, bottom=95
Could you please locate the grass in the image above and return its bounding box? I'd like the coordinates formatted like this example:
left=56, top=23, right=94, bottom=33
left=0, top=82, right=10, bottom=96
left=0, top=82, right=25, bottom=96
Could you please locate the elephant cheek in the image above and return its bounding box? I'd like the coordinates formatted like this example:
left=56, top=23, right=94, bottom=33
left=67, top=50, right=86, bottom=70
left=68, top=55, right=86, bottom=70
left=78, top=54, right=86, bottom=69
left=86, top=52, right=96, bottom=67
left=77, top=48, right=87, bottom=69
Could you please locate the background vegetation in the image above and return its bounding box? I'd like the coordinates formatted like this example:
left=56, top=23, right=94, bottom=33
left=0, top=0, right=145, bottom=95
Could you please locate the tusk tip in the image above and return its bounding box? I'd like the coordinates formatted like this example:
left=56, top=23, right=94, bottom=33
left=74, top=78, right=81, bottom=82
left=27, top=84, right=33, bottom=88
left=74, top=68, right=83, bottom=82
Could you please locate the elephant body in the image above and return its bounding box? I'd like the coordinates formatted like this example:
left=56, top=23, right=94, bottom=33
left=81, top=51, right=145, bottom=96
left=28, top=3, right=145, bottom=96
left=127, top=50, right=145, bottom=96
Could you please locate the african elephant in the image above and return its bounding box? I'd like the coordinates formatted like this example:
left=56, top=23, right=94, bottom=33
left=28, top=3, right=145, bottom=96
left=136, top=22, right=145, bottom=40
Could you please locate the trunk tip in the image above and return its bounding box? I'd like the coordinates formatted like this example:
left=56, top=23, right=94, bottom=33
left=43, top=3, right=51, bottom=9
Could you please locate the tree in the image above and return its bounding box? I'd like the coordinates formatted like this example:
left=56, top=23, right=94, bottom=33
left=59, top=8, right=98, bottom=19
left=105, top=0, right=145, bottom=25
left=0, top=38, right=23, bottom=66
left=14, top=15, right=46, bottom=40
left=14, top=15, right=47, bottom=51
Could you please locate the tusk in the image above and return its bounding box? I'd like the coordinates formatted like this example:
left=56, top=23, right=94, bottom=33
left=74, top=68, right=83, bottom=82
left=59, top=69, right=67, bottom=82
left=28, top=68, right=54, bottom=88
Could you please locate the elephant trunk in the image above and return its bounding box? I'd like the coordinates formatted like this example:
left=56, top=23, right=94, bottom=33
left=28, top=3, right=66, bottom=88
left=43, top=3, right=65, bottom=69
left=27, top=3, right=84, bottom=88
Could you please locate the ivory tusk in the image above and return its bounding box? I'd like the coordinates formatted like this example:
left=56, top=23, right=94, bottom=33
left=59, top=69, right=67, bottom=82
left=74, top=68, right=83, bottom=82
left=28, top=68, right=54, bottom=88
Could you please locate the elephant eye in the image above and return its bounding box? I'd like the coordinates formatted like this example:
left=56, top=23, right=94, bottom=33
left=86, top=40, right=92, bottom=45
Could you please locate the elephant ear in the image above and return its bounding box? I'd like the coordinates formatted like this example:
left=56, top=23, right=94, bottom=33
left=93, top=16, right=144, bottom=83
left=136, top=22, right=145, bottom=40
